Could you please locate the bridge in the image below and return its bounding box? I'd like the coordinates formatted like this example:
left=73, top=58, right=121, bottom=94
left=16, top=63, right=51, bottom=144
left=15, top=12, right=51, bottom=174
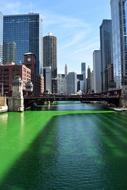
left=24, top=90, right=121, bottom=108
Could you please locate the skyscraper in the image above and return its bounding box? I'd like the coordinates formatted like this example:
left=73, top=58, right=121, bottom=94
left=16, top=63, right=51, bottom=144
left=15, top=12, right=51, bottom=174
left=57, top=74, right=66, bottom=95
left=0, top=12, right=3, bottom=64
left=65, top=64, right=68, bottom=77
left=3, top=13, right=42, bottom=75
left=66, top=72, right=77, bottom=95
left=93, top=50, right=102, bottom=93
left=43, top=33, right=57, bottom=93
left=81, top=62, right=86, bottom=92
left=81, top=62, right=86, bottom=74
left=100, top=19, right=113, bottom=92
left=111, top=0, right=127, bottom=87
left=3, top=42, right=16, bottom=64
left=86, top=66, right=91, bottom=93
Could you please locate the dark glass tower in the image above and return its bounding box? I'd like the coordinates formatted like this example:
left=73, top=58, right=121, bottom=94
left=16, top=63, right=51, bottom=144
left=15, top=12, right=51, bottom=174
left=3, top=13, right=42, bottom=75
left=100, top=19, right=113, bottom=92
left=43, top=33, right=57, bottom=93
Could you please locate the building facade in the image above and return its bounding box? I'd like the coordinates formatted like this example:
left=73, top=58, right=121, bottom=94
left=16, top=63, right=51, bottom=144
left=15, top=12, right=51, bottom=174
left=3, top=13, right=42, bottom=75
left=35, top=74, right=44, bottom=96
left=119, top=0, right=127, bottom=85
left=93, top=50, right=102, bottom=93
left=3, top=42, right=16, bottom=64
left=0, top=12, right=3, bottom=64
left=57, top=74, right=66, bottom=94
left=0, top=63, right=31, bottom=96
left=90, top=71, right=94, bottom=93
left=43, top=33, right=57, bottom=93
left=100, top=19, right=113, bottom=92
left=43, top=67, right=52, bottom=93
left=110, top=0, right=127, bottom=89
left=24, top=52, right=36, bottom=93
left=111, top=0, right=122, bottom=89
left=66, top=72, right=77, bottom=95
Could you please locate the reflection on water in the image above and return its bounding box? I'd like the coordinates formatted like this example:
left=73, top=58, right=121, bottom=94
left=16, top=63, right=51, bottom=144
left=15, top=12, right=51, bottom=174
left=0, top=102, right=127, bottom=190
left=0, top=113, right=8, bottom=125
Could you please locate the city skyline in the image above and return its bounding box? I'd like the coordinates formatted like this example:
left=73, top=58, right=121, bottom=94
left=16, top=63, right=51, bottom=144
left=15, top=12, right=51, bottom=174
left=0, top=0, right=111, bottom=73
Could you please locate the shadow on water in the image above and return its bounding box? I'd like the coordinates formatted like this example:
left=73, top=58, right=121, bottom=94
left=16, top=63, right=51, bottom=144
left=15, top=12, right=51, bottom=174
left=0, top=116, right=58, bottom=190
left=1, top=112, right=127, bottom=190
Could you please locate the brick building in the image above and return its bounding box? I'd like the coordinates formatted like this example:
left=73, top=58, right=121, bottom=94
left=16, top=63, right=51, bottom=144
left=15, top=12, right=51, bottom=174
left=0, top=63, right=31, bottom=96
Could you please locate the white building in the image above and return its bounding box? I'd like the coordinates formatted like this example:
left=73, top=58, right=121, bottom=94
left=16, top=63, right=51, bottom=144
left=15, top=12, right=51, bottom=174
left=93, top=50, right=102, bottom=93
left=43, top=67, right=52, bottom=93
left=66, top=72, right=77, bottom=95
left=0, top=12, right=3, bottom=64
left=91, top=70, right=94, bottom=93
left=57, top=74, right=66, bottom=94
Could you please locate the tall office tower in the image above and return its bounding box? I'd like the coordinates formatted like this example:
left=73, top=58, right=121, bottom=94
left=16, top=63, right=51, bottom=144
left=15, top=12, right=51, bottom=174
left=100, top=19, right=113, bottom=92
left=86, top=66, right=91, bottom=93
left=111, top=0, right=127, bottom=88
left=81, top=62, right=86, bottom=92
left=64, top=64, right=68, bottom=94
left=65, top=64, right=68, bottom=77
left=3, top=42, right=16, bottom=64
left=43, top=33, right=57, bottom=93
left=0, top=12, right=3, bottom=64
left=93, top=50, right=102, bottom=93
left=66, top=72, right=77, bottom=95
left=3, top=13, right=42, bottom=75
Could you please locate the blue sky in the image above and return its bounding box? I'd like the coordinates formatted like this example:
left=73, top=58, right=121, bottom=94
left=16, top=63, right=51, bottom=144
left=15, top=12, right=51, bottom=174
left=0, top=0, right=111, bottom=73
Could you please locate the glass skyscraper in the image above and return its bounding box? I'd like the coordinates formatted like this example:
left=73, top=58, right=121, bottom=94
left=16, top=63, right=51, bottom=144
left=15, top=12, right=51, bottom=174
left=100, top=19, right=113, bottom=92
left=119, top=0, right=127, bottom=85
left=3, top=13, right=42, bottom=75
left=0, top=12, right=3, bottom=64
left=110, top=0, right=121, bottom=89
left=111, top=0, right=127, bottom=88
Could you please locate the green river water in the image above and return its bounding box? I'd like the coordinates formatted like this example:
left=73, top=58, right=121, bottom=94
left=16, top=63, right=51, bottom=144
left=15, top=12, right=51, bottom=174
left=0, top=102, right=127, bottom=190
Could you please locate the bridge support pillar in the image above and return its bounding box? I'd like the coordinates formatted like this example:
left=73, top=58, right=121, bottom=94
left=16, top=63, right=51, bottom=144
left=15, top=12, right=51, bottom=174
left=8, top=76, right=24, bottom=112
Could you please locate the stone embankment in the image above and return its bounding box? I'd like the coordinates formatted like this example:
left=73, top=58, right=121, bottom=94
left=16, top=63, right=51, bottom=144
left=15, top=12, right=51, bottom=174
left=0, top=97, right=8, bottom=113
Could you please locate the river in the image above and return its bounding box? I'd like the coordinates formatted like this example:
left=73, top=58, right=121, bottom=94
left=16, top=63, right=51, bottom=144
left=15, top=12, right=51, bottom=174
left=0, top=102, right=127, bottom=190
